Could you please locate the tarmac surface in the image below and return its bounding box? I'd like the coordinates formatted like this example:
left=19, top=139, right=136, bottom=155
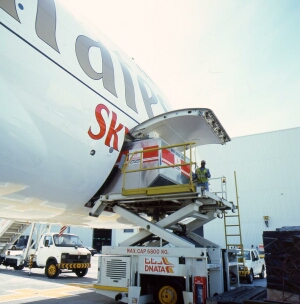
left=0, top=255, right=114, bottom=304
left=0, top=254, right=266, bottom=304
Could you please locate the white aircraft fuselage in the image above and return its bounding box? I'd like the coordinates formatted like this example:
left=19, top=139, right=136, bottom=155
left=0, top=0, right=169, bottom=228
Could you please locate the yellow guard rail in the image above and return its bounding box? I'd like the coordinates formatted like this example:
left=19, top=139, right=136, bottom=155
left=121, top=142, right=197, bottom=196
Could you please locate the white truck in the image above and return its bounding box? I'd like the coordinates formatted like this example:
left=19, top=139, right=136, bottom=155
left=238, top=248, right=265, bottom=283
left=2, top=224, right=91, bottom=278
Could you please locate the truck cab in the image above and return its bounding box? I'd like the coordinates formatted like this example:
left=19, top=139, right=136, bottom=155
left=238, top=249, right=265, bottom=283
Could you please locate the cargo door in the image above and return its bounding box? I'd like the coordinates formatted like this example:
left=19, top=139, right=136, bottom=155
left=127, top=108, right=230, bottom=148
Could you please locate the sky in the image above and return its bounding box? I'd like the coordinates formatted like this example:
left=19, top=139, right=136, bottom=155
left=60, top=0, right=300, bottom=138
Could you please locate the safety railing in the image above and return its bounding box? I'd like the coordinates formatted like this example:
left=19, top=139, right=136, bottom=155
left=121, top=142, right=197, bottom=196
left=209, top=176, right=227, bottom=200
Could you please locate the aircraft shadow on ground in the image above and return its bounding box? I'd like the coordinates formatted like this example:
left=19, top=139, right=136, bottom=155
left=0, top=266, right=96, bottom=283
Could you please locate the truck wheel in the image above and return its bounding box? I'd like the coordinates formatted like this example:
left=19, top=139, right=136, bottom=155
left=74, top=268, right=88, bottom=277
left=153, top=279, right=183, bottom=304
left=246, top=269, right=254, bottom=284
left=259, top=266, right=265, bottom=279
left=13, top=265, right=24, bottom=270
left=45, top=262, right=59, bottom=279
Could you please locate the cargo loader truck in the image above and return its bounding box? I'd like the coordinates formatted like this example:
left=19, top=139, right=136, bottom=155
left=87, top=109, right=241, bottom=304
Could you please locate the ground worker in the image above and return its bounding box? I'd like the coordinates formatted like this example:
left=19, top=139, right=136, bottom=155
left=196, top=160, right=211, bottom=191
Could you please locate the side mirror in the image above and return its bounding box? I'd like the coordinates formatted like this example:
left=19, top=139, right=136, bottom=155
left=45, top=240, right=49, bottom=247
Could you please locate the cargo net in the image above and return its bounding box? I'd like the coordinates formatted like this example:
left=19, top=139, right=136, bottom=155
left=263, top=227, right=300, bottom=297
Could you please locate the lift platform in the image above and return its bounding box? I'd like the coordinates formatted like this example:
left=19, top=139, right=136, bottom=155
left=90, top=186, right=234, bottom=240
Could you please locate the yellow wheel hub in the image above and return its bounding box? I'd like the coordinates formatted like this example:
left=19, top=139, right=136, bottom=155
left=158, top=285, right=177, bottom=304
left=48, top=264, right=57, bottom=276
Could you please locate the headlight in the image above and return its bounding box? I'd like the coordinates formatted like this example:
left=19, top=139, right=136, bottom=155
left=87, top=254, right=91, bottom=259
left=61, top=253, right=68, bottom=260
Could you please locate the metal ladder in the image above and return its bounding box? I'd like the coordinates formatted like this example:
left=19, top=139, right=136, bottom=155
left=224, top=171, right=244, bottom=253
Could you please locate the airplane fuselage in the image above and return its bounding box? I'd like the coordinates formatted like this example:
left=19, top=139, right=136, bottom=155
left=0, top=0, right=169, bottom=227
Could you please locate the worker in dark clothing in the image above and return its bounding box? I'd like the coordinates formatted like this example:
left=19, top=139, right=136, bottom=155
left=196, top=160, right=211, bottom=191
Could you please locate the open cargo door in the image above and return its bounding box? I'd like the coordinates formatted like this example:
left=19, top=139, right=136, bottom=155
left=126, top=108, right=230, bottom=148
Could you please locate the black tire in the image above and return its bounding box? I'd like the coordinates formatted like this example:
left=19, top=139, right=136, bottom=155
left=13, top=265, right=24, bottom=270
left=259, top=266, right=265, bottom=279
left=153, top=279, right=183, bottom=304
left=246, top=269, right=254, bottom=284
left=229, top=271, right=238, bottom=284
left=74, top=268, right=88, bottom=277
left=45, top=262, right=59, bottom=279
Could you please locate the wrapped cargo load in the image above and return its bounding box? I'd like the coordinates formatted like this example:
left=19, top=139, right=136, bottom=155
left=263, top=227, right=300, bottom=303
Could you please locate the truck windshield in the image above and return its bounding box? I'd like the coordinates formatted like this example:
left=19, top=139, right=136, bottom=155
left=53, top=234, right=84, bottom=247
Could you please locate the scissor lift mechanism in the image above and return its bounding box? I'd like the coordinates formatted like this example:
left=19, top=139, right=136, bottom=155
left=90, top=188, right=235, bottom=247
left=91, top=188, right=239, bottom=303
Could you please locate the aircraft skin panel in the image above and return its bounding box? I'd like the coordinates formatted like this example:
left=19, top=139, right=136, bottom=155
left=0, top=1, right=169, bottom=228
left=0, top=15, right=125, bottom=216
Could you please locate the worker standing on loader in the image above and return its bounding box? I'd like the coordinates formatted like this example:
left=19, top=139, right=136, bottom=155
left=196, top=160, right=211, bottom=191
